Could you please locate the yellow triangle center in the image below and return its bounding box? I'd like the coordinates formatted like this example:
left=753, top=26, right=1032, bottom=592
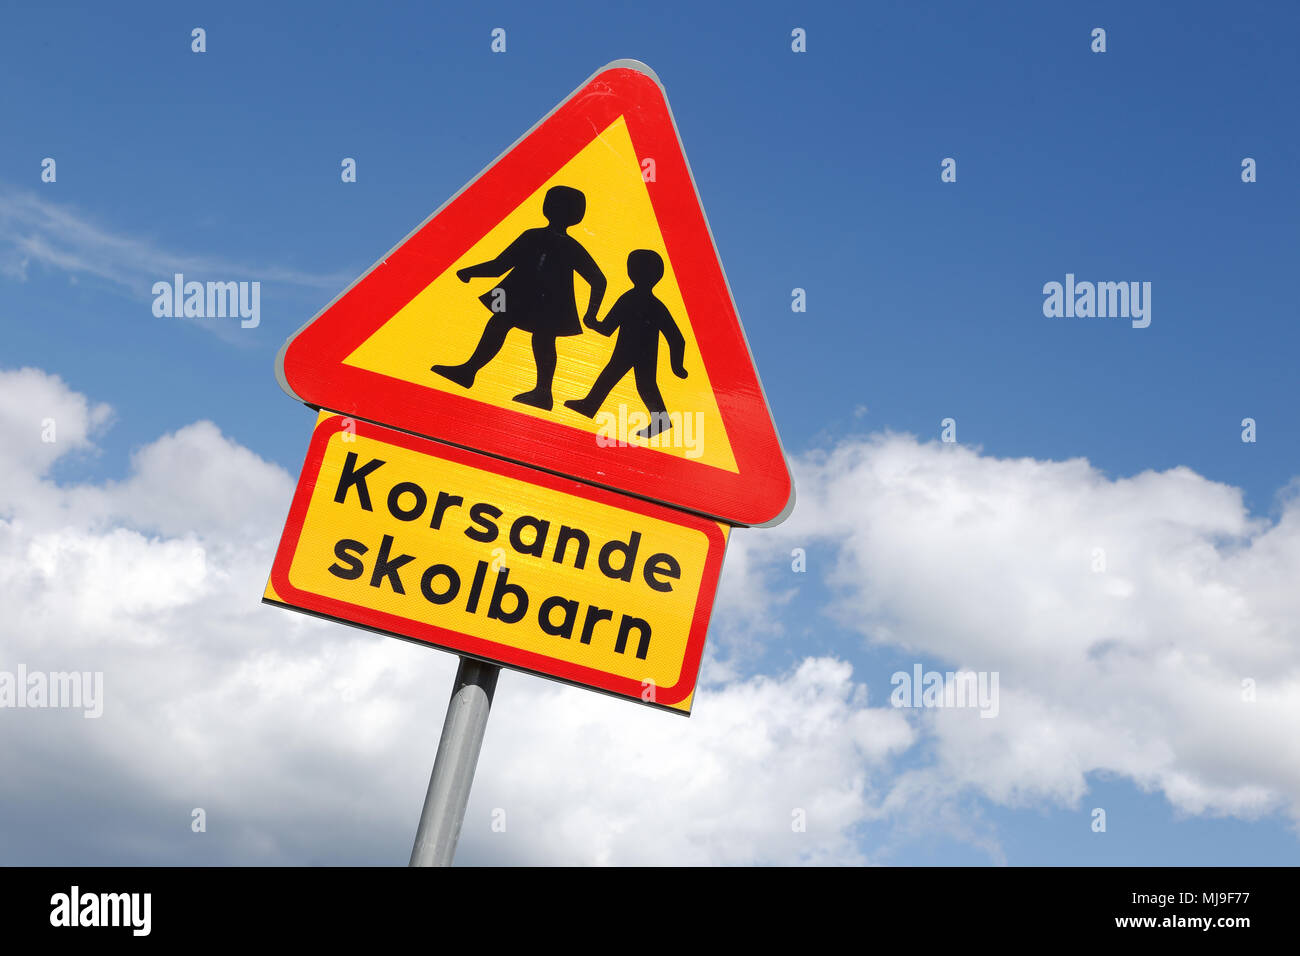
left=343, top=115, right=738, bottom=473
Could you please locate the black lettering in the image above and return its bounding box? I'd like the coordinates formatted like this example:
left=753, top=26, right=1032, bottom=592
left=387, top=481, right=427, bottom=521
left=465, top=502, right=503, bottom=543
left=509, top=515, right=550, bottom=557
left=334, top=453, right=385, bottom=510
left=429, top=491, right=464, bottom=530
left=598, top=530, right=642, bottom=583
left=465, top=560, right=489, bottom=614
left=369, top=534, right=415, bottom=593
left=615, top=615, right=652, bottom=660
left=419, top=564, right=460, bottom=605
left=327, top=539, right=368, bottom=580
left=643, top=552, right=681, bottom=592
left=538, top=596, right=578, bottom=639
left=487, top=567, right=528, bottom=624
left=579, top=605, right=613, bottom=645
left=552, top=525, right=589, bottom=569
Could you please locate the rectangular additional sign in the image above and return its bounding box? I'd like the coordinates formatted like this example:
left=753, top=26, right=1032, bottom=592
left=264, top=413, right=728, bottom=713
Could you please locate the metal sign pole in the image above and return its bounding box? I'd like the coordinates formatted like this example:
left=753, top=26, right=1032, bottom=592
left=409, top=656, right=500, bottom=867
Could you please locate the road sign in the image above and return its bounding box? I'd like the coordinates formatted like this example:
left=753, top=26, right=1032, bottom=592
left=275, top=59, right=792, bottom=527
left=264, top=412, right=728, bottom=713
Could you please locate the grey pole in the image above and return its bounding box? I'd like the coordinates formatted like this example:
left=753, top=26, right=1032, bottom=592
left=409, top=656, right=501, bottom=867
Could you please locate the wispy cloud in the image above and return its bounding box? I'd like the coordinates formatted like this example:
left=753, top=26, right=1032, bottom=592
left=0, top=187, right=349, bottom=295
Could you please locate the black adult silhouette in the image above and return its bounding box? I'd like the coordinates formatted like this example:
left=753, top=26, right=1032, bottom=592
left=564, top=249, right=688, bottom=438
left=432, top=185, right=606, bottom=411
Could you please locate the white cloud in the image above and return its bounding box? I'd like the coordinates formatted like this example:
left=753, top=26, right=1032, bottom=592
left=0, top=366, right=111, bottom=478
left=0, top=367, right=909, bottom=865
left=4, top=367, right=1297, bottom=864
left=465, top=656, right=911, bottom=865
left=724, top=433, right=1300, bottom=826
left=0, top=188, right=347, bottom=295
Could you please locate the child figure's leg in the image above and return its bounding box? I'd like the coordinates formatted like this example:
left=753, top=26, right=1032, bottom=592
left=632, top=361, right=671, bottom=439
left=564, top=358, right=630, bottom=418
left=513, top=334, right=559, bottom=410
left=432, top=314, right=512, bottom=388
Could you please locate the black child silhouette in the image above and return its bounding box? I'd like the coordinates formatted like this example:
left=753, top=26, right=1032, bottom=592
left=432, top=185, right=607, bottom=411
left=564, top=249, right=688, bottom=439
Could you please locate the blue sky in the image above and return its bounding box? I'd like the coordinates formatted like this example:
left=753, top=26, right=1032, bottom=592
left=1, top=1, right=1298, bottom=865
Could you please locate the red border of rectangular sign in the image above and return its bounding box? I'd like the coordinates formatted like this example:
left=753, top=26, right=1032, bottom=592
left=265, top=415, right=726, bottom=710
left=277, top=62, right=792, bottom=527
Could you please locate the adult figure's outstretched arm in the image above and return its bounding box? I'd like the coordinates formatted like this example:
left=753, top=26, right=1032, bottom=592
left=456, top=236, right=522, bottom=281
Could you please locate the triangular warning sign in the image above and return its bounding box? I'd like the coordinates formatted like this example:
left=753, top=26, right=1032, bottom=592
left=277, top=60, right=792, bottom=527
